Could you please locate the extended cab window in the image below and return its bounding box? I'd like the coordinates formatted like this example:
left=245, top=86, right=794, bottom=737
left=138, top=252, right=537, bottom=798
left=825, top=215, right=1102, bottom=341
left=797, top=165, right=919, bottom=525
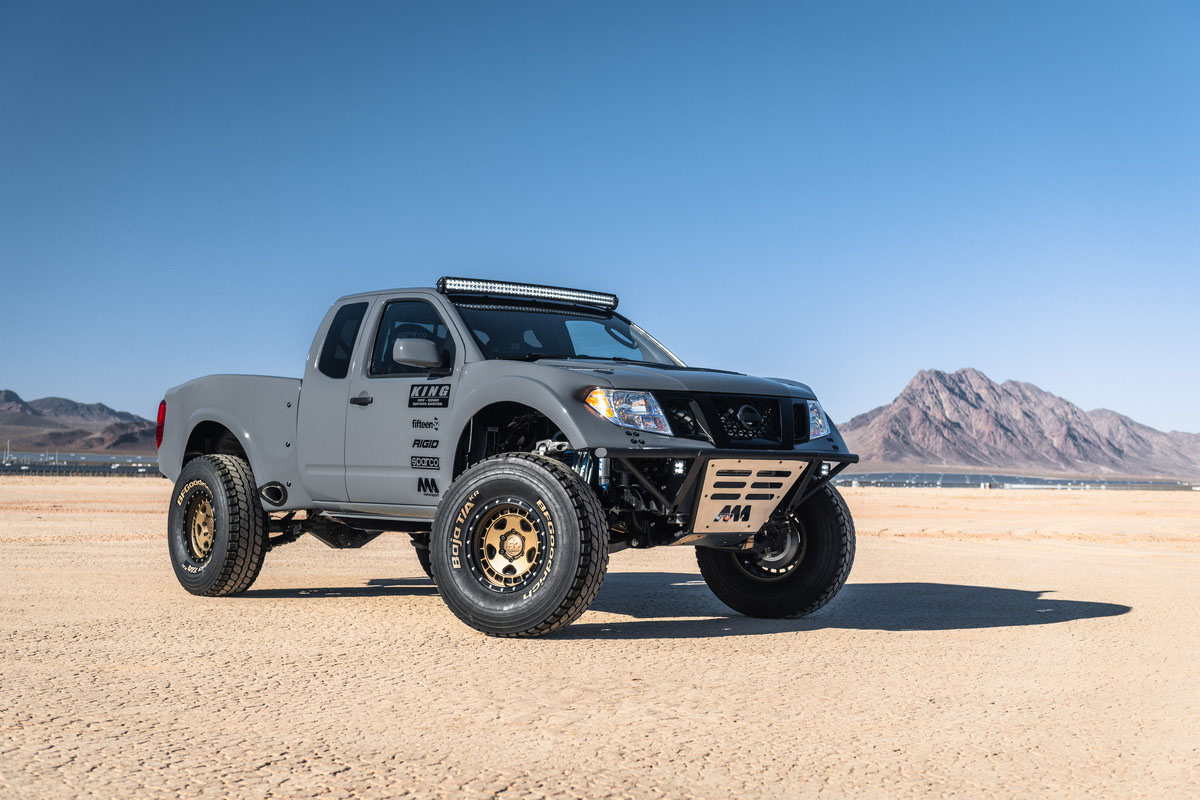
left=369, top=299, right=457, bottom=376
left=317, top=302, right=368, bottom=379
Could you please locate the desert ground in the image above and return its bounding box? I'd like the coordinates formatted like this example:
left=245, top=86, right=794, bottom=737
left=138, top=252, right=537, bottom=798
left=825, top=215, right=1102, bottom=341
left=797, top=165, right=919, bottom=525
left=1, top=478, right=1197, bottom=799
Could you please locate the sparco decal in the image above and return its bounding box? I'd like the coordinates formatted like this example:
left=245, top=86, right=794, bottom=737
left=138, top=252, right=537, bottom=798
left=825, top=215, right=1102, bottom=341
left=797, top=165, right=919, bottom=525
left=412, top=438, right=439, bottom=448
left=409, top=384, right=451, bottom=408
left=411, top=456, right=440, bottom=470
left=418, top=477, right=440, bottom=497
left=714, top=504, right=752, bottom=523
left=412, top=417, right=439, bottom=430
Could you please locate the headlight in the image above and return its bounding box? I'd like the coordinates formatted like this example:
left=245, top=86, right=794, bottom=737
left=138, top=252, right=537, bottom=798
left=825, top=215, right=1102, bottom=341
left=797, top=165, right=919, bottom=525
left=583, top=388, right=673, bottom=435
left=808, top=400, right=831, bottom=439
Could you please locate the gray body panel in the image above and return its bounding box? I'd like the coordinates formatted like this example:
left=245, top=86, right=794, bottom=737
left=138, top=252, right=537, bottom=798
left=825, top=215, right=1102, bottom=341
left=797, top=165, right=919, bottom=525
left=158, top=287, right=851, bottom=514
left=158, top=374, right=309, bottom=507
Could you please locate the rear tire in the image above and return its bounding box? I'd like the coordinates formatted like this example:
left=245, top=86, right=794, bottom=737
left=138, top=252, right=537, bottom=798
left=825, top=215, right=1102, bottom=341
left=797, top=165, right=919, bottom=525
left=430, top=453, right=608, bottom=637
left=410, top=533, right=434, bottom=579
left=167, top=454, right=268, bottom=596
left=697, top=483, right=854, bottom=618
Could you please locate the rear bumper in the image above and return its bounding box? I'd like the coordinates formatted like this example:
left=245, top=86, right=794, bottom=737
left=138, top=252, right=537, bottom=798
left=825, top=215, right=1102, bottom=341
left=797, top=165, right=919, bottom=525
left=600, top=447, right=857, bottom=548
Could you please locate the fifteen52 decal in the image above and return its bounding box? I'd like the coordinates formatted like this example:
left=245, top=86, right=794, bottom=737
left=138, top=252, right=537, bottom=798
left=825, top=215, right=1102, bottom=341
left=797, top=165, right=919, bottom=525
left=411, top=456, right=440, bottom=470
left=409, top=384, right=451, bottom=408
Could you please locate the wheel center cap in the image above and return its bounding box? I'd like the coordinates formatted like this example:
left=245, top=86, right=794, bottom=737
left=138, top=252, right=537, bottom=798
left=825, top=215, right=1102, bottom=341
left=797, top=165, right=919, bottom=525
left=502, top=533, right=525, bottom=558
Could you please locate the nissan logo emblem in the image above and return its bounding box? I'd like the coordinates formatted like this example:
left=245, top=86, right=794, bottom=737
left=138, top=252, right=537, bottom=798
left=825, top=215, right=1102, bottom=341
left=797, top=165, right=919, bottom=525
left=736, top=404, right=764, bottom=432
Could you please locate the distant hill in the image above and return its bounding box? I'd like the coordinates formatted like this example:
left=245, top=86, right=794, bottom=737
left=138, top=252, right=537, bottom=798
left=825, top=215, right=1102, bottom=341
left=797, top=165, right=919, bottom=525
left=26, top=396, right=144, bottom=429
left=841, top=368, right=1200, bottom=478
left=0, top=390, right=155, bottom=454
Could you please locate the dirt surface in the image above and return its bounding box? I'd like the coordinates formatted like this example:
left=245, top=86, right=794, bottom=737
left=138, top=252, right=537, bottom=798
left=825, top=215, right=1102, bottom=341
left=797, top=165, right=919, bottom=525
left=2, top=478, right=1198, bottom=799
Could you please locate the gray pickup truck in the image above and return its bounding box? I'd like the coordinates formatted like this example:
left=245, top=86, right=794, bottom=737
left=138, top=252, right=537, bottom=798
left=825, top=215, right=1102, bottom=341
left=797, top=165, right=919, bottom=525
left=157, top=277, right=858, bottom=636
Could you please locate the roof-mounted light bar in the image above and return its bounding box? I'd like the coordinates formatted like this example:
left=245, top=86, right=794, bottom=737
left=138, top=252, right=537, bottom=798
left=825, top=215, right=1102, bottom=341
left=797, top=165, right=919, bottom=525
left=437, top=276, right=619, bottom=311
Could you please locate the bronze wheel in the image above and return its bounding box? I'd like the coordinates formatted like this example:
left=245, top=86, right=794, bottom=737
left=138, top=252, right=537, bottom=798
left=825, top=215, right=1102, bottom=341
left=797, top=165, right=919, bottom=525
left=185, top=493, right=215, bottom=561
left=468, top=498, right=546, bottom=592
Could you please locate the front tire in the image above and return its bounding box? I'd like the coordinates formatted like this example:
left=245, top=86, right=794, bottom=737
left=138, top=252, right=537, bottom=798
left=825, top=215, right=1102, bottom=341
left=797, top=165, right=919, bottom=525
left=697, top=483, right=854, bottom=618
left=430, top=453, right=608, bottom=637
left=167, top=454, right=268, bottom=596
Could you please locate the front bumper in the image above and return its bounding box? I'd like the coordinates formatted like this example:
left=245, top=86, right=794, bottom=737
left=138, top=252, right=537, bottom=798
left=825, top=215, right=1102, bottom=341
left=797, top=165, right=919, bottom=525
left=599, top=446, right=858, bottom=548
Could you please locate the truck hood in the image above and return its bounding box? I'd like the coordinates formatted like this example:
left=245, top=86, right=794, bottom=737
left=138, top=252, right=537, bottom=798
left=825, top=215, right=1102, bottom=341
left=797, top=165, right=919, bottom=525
left=534, top=359, right=817, bottom=399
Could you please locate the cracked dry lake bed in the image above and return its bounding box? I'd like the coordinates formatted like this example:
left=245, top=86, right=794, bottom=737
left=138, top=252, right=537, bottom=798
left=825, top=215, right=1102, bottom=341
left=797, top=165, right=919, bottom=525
left=2, top=478, right=1197, bottom=799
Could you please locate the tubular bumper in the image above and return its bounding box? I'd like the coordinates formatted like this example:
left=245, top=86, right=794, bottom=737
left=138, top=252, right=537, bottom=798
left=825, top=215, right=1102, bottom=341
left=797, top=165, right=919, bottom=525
left=600, top=447, right=858, bottom=548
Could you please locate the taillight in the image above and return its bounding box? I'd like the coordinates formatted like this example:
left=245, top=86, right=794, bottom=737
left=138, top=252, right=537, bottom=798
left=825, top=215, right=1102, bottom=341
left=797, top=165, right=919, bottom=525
left=155, top=400, right=166, bottom=449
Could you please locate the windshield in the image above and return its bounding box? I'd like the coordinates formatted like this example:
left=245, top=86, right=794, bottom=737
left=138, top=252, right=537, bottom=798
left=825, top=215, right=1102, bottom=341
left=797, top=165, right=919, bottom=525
left=452, top=304, right=683, bottom=365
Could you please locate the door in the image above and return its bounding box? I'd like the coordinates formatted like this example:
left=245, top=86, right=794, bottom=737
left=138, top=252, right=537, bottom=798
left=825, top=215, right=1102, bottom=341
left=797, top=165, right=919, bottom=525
left=344, top=297, right=460, bottom=505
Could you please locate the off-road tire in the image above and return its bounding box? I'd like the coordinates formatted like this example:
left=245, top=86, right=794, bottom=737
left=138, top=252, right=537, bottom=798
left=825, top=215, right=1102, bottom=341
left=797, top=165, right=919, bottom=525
left=167, top=454, right=268, bottom=596
left=429, top=453, right=608, bottom=637
left=410, top=533, right=434, bottom=579
left=696, top=483, right=854, bottom=618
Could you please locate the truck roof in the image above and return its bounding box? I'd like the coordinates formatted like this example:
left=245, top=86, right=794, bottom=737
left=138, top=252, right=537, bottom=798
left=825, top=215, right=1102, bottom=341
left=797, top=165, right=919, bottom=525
left=336, top=277, right=620, bottom=312
left=334, top=286, right=439, bottom=302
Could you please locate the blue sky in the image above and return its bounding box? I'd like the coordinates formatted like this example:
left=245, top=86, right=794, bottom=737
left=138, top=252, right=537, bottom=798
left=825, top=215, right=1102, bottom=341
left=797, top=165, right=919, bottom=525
left=2, top=1, right=1198, bottom=431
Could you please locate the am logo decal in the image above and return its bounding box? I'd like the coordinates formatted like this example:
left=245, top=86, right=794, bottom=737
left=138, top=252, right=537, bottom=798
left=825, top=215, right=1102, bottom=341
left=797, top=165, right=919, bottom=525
left=714, top=504, right=752, bottom=523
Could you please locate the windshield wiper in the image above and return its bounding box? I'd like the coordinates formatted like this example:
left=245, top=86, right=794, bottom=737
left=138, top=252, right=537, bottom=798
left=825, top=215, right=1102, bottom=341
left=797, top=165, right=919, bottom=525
left=493, top=352, right=575, bottom=361
left=494, top=353, right=674, bottom=366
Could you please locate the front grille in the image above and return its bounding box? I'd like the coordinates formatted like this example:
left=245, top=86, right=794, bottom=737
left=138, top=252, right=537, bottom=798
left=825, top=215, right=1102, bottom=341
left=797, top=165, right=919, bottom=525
left=655, top=392, right=791, bottom=449
left=711, top=396, right=781, bottom=443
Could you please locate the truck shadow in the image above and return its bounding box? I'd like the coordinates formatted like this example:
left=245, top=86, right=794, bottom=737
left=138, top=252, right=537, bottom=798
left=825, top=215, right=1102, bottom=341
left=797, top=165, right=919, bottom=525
left=240, top=577, right=438, bottom=598
left=562, top=572, right=1132, bottom=640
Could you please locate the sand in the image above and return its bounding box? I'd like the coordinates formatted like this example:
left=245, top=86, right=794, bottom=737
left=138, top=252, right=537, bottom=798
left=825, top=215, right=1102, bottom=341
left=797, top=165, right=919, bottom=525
left=1, top=477, right=1197, bottom=799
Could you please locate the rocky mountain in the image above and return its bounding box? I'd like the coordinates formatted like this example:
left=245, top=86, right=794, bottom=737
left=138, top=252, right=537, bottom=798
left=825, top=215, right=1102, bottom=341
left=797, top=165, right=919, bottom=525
left=0, top=389, right=35, bottom=415
left=0, top=390, right=155, bottom=454
left=841, top=368, right=1200, bottom=478
left=26, top=396, right=144, bottom=429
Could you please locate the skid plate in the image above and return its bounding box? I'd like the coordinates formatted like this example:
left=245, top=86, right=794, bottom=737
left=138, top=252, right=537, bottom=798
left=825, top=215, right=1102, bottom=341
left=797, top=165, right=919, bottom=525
left=691, top=458, right=807, bottom=534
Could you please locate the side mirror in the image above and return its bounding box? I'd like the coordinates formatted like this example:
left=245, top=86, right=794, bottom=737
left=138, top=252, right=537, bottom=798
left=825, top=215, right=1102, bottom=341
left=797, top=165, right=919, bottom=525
left=392, top=338, right=442, bottom=370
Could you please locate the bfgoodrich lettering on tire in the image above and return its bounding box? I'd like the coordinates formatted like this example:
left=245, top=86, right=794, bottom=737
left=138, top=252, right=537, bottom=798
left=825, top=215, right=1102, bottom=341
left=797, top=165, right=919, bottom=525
left=696, top=483, right=855, bottom=618
left=430, top=453, right=608, bottom=637
left=167, top=454, right=268, bottom=596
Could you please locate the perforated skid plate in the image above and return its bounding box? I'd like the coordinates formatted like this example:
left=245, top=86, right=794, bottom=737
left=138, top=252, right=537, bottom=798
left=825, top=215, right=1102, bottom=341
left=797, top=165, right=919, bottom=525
left=692, top=459, right=807, bottom=534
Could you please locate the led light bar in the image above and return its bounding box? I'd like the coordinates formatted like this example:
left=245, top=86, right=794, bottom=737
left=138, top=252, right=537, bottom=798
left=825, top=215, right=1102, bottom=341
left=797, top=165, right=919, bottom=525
left=437, top=276, right=619, bottom=310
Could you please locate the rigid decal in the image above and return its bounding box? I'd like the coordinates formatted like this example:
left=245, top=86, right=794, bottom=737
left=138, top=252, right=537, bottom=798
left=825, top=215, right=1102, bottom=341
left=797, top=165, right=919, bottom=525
left=412, top=439, right=439, bottom=449
left=411, top=456, right=440, bottom=470
left=409, top=384, right=451, bottom=408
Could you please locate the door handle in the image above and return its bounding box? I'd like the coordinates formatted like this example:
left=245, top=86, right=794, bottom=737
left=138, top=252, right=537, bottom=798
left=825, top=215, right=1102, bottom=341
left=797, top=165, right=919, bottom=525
left=349, top=394, right=374, bottom=406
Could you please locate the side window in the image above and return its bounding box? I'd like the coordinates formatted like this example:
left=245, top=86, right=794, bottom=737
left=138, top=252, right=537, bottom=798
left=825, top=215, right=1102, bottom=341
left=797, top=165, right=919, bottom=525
left=317, top=302, right=368, bottom=379
left=369, top=300, right=457, bottom=376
